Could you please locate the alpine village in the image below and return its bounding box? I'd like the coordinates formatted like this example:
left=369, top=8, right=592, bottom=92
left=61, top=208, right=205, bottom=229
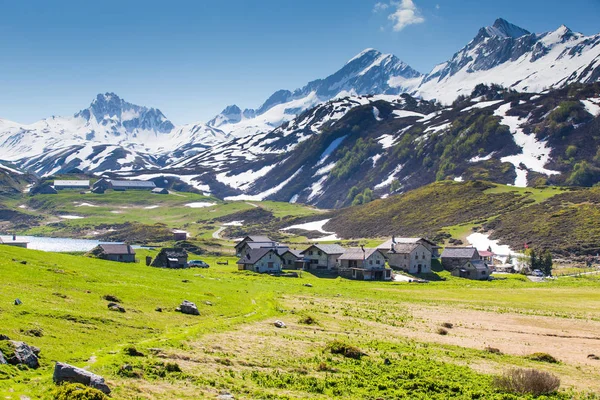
left=1, top=6, right=600, bottom=400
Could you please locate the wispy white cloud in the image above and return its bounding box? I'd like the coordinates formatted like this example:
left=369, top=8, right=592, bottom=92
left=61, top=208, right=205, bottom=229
left=387, top=0, right=425, bottom=31
left=373, top=2, right=389, bottom=12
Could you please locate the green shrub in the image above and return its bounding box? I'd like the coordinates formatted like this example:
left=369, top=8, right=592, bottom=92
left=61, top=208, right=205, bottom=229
left=123, top=345, right=144, bottom=357
left=493, top=368, right=560, bottom=396
left=53, top=383, right=108, bottom=400
left=526, top=352, right=559, bottom=363
left=327, top=340, right=366, bottom=360
left=298, top=315, right=317, bottom=325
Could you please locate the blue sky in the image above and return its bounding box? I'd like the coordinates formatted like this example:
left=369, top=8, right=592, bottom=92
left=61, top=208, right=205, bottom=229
left=0, top=0, right=599, bottom=125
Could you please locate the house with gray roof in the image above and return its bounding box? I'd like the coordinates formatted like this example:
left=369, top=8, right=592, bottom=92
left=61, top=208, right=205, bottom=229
left=451, top=259, right=491, bottom=280
left=234, top=235, right=277, bottom=257
left=338, top=247, right=392, bottom=281
left=441, top=247, right=480, bottom=271
left=441, top=247, right=491, bottom=279
left=88, top=244, right=136, bottom=263
left=300, top=244, right=345, bottom=271
left=278, top=249, right=304, bottom=270
left=237, top=248, right=283, bottom=273
left=385, top=242, right=432, bottom=274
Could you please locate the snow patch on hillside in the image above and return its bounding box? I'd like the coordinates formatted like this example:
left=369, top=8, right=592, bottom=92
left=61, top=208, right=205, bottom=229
left=494, top=103, right=560, bottom=187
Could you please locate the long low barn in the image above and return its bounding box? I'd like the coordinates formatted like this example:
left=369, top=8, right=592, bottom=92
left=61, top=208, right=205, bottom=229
left=54, top=180, right=90, bottom=190
left=93, top=178, right=156, bottom=192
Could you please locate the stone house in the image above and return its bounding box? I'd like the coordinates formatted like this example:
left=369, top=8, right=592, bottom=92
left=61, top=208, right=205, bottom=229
left=234, top=235, right=276, bottom=257
left=385, top=243, right=432, bottom=274
left=237, top=248, right=283, bottom=273
left=278, top=249, right=304, bottom=270
left=88, top=244, right=136, bottom=263
left=441, top=247, right=481, bottom=271
left=451, top=259, right=491, bottom=280
left=377, top=237, right=440, bottom=258
left=151, top=248, right=188, bottom=268
left=300, top=244, right=345, bottom=271
left=338, top=248, right=392, bottom=281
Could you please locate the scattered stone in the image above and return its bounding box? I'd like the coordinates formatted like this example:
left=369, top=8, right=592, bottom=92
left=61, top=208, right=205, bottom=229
left=205, top=301, right=213, bottom=306
left=588, top=354, right=600, bottom=360
left=0, top=351, right=6, bottom=365
left=0, top=334, right=10, bottom=341
left=384, top=358, right=391, bottom=365
left=53, top=362, right=111, bottom=394
left=14, top=299, right=22, bottom=305
left=19, top=261, right=27, bottom=265
left=303, top=283, right=313, bottom=287
left=274, top=320, right=286, bottom=328
left=155, top=307, right=163, bottom=312
left=5, top=341, right=40, bottom=368
left=177, top=300, right=200, bottom=316
left=182, top=279, right=190, bottom=283
left=217, top=390, right=235, bottom=400
left=107, top=302, right=126, bottom=313
left=30, top=346, right=41, bottom=356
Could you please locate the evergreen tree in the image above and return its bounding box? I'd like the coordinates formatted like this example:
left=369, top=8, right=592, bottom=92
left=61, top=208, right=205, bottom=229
left=542, top=250, right=553, bottom=276
left=529, top=249, right=538, bottom=271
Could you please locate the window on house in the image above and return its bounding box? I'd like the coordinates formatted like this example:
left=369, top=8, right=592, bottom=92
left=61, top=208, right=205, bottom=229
left=369, top=260, right=373, bottom=265
left=318, top=251, right=322, bottom=256
left=376, top=260, right=380, bottom=264
left=309, top=251, right=313, bottom=255
left=268, top=262, right=274, bottom=269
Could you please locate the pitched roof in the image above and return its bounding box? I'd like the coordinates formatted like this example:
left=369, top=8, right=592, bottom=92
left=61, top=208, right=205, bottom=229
left=237, top=248, right=279, bottom=265
left=247, top=242, right=281, bottom=250
left=469, top=260, right=489, bottom=271
left=478, top=250, right=494, bottom=257
left=377, top=237, right=437, bottom=250
left=54, top=180, right=90, bottom=187
left=300, top=244, right=345, bottom=255
left=247, top=235, right=273, bottom=243
left=99, top=244, right=135, bottom=255
left=441, top=247, right=479, bottom=259
left=338, top=248, right=383, bottom=260
left=388, top=243, right=422, bottom=254
left=110, top=180, right=156, bottom=188
left=284, top=249, right=303, bottom=258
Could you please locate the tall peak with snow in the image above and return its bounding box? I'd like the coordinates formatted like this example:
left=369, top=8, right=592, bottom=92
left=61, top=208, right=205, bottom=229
left=483, top=18, right=531, bottom=39
left=75, top=92, right=174, bottom=134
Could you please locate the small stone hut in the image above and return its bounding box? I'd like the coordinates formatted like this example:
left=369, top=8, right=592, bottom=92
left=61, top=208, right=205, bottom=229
left=151, top=248, right=188, bottom=268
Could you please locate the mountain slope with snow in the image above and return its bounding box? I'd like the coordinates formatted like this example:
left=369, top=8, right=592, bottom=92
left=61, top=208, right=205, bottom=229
left=0, top=93, right=232, bottom=175
left=207, top=49, right=424, bottom=137
left=415, top=18, right=600, bottom=103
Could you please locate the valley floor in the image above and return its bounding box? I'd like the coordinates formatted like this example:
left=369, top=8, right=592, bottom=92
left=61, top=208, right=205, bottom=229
left=1, top=246, right=600, bottom=399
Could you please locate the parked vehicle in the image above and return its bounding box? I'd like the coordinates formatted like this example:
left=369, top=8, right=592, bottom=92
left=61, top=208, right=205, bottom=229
left=188, top=260, right=209, bottom=268
left=532, top=269, right=544, bottom=277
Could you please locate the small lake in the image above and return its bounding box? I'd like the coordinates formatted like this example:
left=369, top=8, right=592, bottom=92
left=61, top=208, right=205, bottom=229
left=0, top=236, right=140, bottom=253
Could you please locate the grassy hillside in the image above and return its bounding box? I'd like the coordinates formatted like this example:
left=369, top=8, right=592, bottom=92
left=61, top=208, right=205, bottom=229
left=485, top=186, right=600, bottom=256
left=2, top=246, right=600, bottom=398
left=325, top=180, right=564, bottom=240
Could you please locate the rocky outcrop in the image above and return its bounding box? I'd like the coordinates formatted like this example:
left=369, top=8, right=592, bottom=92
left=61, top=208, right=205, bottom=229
left=53, top=362, right=111, bottom=394
left=176, top=300, right=200, bottom=316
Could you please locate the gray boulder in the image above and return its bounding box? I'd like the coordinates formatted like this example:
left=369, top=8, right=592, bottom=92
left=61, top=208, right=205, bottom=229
left=274, top=320, right=286, bottom=328
left=176, top=300, right=200, bottom=316
left=107, top=302, right=126, bottom=313
left=5, top=341, right=39, bottom=368
left=53, top=362, right=111, bottom=394
left=0, top=351, right=6, bottom=364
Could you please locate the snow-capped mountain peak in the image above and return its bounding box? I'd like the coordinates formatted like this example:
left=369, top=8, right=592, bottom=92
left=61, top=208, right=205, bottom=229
left=482, top=18, right=531, bottom=39
left=206, top=48, right=423, bottom=137
left=74, top=92, right=174, bottom=134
